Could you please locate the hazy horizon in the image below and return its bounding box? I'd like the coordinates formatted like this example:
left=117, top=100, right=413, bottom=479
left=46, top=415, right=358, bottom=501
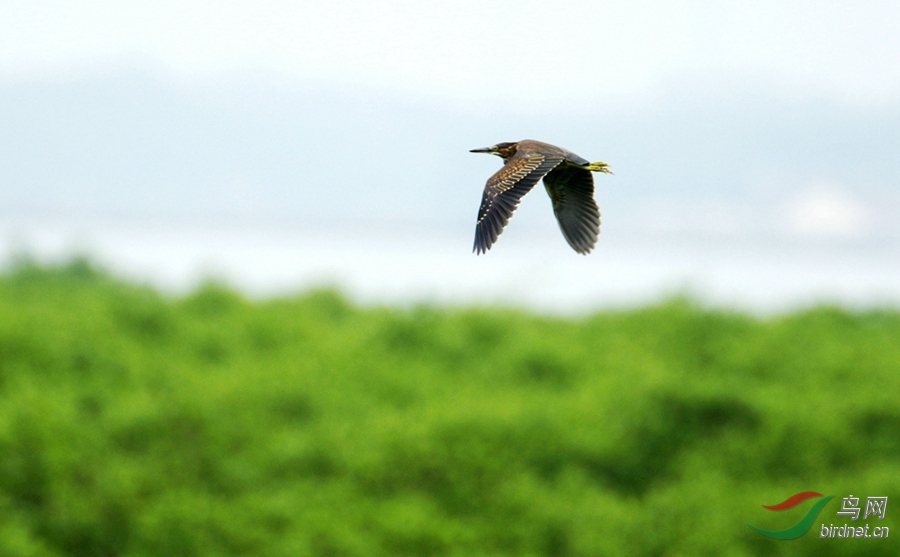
left=2, top=2, right=898, bottom=311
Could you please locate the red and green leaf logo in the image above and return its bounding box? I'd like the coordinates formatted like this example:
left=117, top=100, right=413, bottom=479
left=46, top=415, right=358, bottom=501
left=747, top=491, right=834, bottom=540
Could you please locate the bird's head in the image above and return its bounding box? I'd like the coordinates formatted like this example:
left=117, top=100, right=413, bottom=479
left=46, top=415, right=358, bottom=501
left=469, top=142, right=518, bottom=160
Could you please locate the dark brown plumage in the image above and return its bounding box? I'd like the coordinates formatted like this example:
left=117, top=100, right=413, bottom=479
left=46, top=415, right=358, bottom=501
left=469, top=139, right=611, bottom=255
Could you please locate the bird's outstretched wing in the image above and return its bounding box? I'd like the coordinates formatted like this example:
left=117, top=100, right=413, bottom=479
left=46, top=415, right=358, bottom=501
left=474, top=153, right=563, bottom=254
left=542, top=165, right=600, bottom=254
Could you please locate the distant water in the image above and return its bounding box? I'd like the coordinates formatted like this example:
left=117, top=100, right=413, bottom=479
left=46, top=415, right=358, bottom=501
left=3, top=214, right=899, bottom=314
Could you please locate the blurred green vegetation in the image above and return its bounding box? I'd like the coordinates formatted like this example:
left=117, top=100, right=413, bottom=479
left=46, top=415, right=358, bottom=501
left=0, top=257, right=898, bottom=557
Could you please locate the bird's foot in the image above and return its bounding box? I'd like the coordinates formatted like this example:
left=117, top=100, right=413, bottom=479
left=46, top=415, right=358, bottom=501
left=585, top=161, right=613, bottom=174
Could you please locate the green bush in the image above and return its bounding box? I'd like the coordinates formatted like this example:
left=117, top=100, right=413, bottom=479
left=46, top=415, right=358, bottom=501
left=0, top=258, right=897, bottom=556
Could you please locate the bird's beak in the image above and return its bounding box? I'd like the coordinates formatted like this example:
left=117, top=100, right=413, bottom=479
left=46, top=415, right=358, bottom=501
left=469, top=146, right=493, bottom=153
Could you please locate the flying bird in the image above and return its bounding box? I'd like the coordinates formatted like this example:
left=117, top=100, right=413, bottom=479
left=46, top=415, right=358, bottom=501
left=469, top=139, right=612, bottom=255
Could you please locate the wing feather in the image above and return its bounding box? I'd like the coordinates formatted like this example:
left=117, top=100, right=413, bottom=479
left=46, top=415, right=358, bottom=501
left=542, top=165, right=600, bottom=254
left=473, top=153, right=562, bottom=254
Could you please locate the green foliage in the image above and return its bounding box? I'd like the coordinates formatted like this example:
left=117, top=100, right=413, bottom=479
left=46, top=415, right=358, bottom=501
left=0, top=259, right=898, bottom=556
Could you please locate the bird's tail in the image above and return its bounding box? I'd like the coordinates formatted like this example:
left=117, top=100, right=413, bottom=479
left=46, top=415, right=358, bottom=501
left=582, top=161, right=613, bottom=174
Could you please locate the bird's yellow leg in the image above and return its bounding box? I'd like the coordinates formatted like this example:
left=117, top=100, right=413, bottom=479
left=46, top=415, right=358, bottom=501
left=579, top=161, right=613, bottom=174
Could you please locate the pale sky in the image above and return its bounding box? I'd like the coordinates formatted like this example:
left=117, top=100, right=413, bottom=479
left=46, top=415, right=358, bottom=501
left=3, top=1, right=900, bottom=106
left=2, top=1, right=899, bottom=307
